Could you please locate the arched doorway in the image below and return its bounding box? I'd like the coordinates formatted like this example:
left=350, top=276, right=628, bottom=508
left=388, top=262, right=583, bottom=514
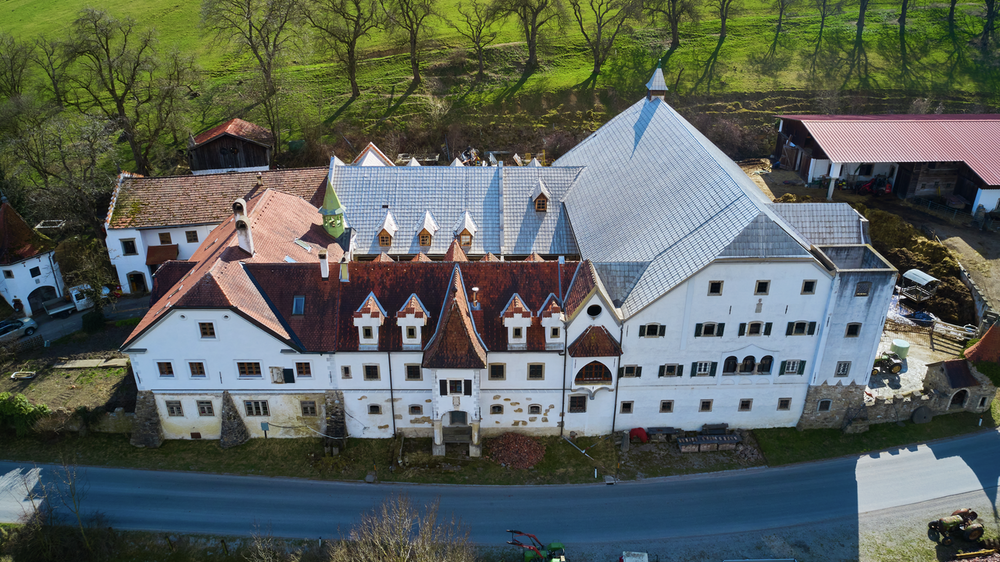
left=950, top=390, right=968, bottom=408
left=127, top=272, right=148, bottom=294
left=575, top=361, right=612, bottom=384
left=27, top=286, right=58, bottom=316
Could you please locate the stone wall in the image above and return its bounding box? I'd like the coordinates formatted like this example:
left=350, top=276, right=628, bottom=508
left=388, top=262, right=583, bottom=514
left=94, top=408, right=135, bottom=433
left=130, top=391, right=163, bottom=448
left=219, top=391, right=250, bottom=449
left=797, top=382, right=868, bottom=430
left=324, top=390, right=346, bottom=440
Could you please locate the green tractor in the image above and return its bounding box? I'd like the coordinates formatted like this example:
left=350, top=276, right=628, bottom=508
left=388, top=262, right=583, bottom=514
left=928, top=508, right=984, bottom=546
left=507, top=530, right=567, bottom=562
left=872, top=352, right=903, bottom=377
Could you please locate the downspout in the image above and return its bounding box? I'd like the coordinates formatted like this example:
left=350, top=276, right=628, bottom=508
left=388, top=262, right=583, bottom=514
left=610, top=320, right=624, bottom=436
left=387, top=350, right=397, bottom=435
left=558, top=257, right=567, bottom=437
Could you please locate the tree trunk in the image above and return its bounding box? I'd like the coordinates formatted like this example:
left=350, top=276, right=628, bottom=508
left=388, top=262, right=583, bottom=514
left=720, top=12, right=728, bottom=38
left=777, top=3, right=785, bottom=32
left=854, top=0, right=868, bottom=46
left=347, top=45, right=360, bottom=97
left=670, top=17, right=680, bottom=48
left=476, top=46, right=485, bottom=76
left=947, top=0, right=957, bottom=32
left=899, top=0, right=908, bottom=29
left=983, top=0, right=997, bottom=52
left=526, top=17, right=539, bottom=68
left=410, top=33, right=421, bottom=83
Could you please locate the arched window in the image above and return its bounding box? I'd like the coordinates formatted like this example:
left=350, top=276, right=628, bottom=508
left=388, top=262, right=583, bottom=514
left=723, top=356, right=738, bottom=374
left=740, top=356, right=756, bottom=373
left=575, top=361, right=612, bottom=384
left=758, top=355, right=774, bottom=374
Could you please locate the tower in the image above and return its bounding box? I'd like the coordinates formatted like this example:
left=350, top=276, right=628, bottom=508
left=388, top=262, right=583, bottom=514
left=319, top=179, right=347, bottom=238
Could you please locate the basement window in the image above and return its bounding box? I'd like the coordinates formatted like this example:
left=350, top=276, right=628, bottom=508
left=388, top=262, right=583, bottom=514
left=739, top=399, right=753, bottom=412
left=491, top=404, right=503, bottom=415
left=569, top=395, right=586, bottom=413
left=197, top=401, right=214, bottom=416
left=699, top=400, right=713, bottom=412
left=300, top=401, right=317, bottom=416
left=620, top=401, right=633, bottom=414
left=818, top=400, right=832, bottom=412
left=368, top=404, right=382, bottom=415
left=409, top=405, right=423, bottom=415
left=244, top=400, right=269, bottom=416
left=778, top=398, right=791, bottom=411
left=660, top=400, right=673, bottom=413
left=166, top=401, right=183, bottom=417
left=529, top=404, right=541, bottom=415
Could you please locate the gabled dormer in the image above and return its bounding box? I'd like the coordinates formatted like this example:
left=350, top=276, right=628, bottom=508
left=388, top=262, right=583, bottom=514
left=419, top=211, right=439, bottom=248
left=377, top=210, right=398, bottom=248
left=538, top=294, right=565, bottom=350
left=353, top=292, right=386, bottom=350
left=532, top=179, right=551, bottom=212
left=501, top=293, right=532, bottom=350
left=456, top=211, right=477, bottom=248
left=396, top=294, right=430, bottom=351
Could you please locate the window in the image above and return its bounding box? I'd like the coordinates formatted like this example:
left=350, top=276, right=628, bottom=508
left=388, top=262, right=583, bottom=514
left=786, top=321, right=815, bottom=336
left=708, top=280, right=723, bottom=295
left=300, top=400, right=317, bottom=416
left=512, top=327, right=523, bottom=339
left=723, top=356, right=738, bottom=374
left=244, top=400, right=270, bottom=416
left=660, top=400, right=674, bottom=413
left=535, top=197, right=547, bottom=212
left=587, top=304, right=602, bottom=317
left=550, top=327, right=560, bottom=338
left=166, top=400, right=183, bottom=416
left=845, top=323, right=861, bottom=337
left=639, top=324, right=665, bottom=338
left=342, top=366, right=352, bottom=379
left=158, top=362, right=174, bottom=377
left=802, top=280, right=816, bottom=294
left=695, top=322, right=723, bottom=337
left=758, top=356, right=774, bottom=374
left=189, top=362, right=206, bottom=377
left=620, top=401, right=634, bottom=414
left=746, top=322, right=763, bottom=336
left=405, top=365, right=421, bottom=381
left=238, top=362, right=262, bottom=377
left=569, top=395, right=587, bottom=413
left=529, top=404, right=541, bottom=415
left=528, top=364, right=544, bottom=380
left=186, top=230, right=199, bottom=243
left=292, top=296, right=305, bottom=315
left=406, top=326, right=416, bottom=339
left=658, top=364, right=682, bottom=377
left=368, top=404, right=382, bottom=415
left=621, top=365, right=641, bottom=378
left=740, top=356, right=756, bottom=373
left=295, top=362, right=312, bottom=377
left=695, top=361, right=713, bottom=376
left=491, top=404, right=503, bottom=415
left=121, top=239, right=138, bottom=256
left=159, top=232, right=172, bottom=245
left=858, top=163, right=874, bottom=176
left=575, top=361, right=612, bottom=383
left=489, top=364, right=506, bottom=380
left=836, top=361, right=851, bottom=377
left=449, top=380, right=463, bottom=394
left=979, top=397, right=988, bottom=408
left=855, top=282, right=871, bottom=297
left=409, top=405, right=423, bottom=415
left=419, top=233, right=431, bottom=246
left=699, top=399, right=713, bottom=412
left=459, top=232, right=472, bottom=246
left=364, top=365, right=380, bottom=381
left=778, top=398, right=791, bottom=411
left=784, top=360, right=801, bottom=374
left=379, top=232, right=391, bottom=247
left=755, top=280, right=770, bottom=295
left=362, top=326, right=373, bottom=339
left=817, top=399, right=832, bottom=412
left=739, top=399, right=753, bottom=412
left=197, top=400, right=214, bottom=416
left=199, top=322, right=216, bottom=338
left=29, top=267, right=40, bottom=278
left=2, top=270, right=11, bottom=279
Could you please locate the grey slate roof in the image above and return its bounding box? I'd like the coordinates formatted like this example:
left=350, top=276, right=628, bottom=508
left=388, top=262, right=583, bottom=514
left=554, top=96, right=811, bottom=316
left=592, top=262, right=649, bottom=307
left=718, top=213, right=811, bottom=258
left=330, top=166, right=583, bottom=257
left=769, top=203, right=867, bottom=245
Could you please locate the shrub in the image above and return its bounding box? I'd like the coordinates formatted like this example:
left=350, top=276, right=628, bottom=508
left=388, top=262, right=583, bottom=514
left=113, top=318, right=140, bottom=328
left=0, top=393, right=50, bottom=436
left=975, top=362, right=1000, bottom=387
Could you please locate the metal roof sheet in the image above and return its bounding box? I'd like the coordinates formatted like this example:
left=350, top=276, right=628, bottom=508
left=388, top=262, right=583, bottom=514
left=903, top=268, right=938, bottom=285
left=778, top=115, right=1000, bottom=186
left=769, top=203, right=866, bottom=245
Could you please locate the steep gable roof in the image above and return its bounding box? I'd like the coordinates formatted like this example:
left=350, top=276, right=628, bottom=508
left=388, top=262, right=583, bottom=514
left=352, top=142, right=395, bottom=167
left=397, top=294, right=429, bottom=318
left=192, top=118, right=274, bottom=147
left=500, top=294, right=531, bottom=318
left=444, top=240, right=468, bottom=262
left=717, top=212, right=811, bottom=258
left=768, top=203, right=867, bottom=245
left=568, top=325, right=622, bottom=357
left=0, top=203, right=49, bottom=265
left=422, top=267, right=487, bottom=369
left=965, top=323, right=1000, bottom=363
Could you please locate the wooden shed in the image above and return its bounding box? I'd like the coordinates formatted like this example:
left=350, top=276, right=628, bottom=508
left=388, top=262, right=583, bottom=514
left=188, top=118, right=274, bottom=174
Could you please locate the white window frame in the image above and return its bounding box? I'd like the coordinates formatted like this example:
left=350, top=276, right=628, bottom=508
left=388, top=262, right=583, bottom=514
left=695, top=361, right=712, bottom=375
left=835, top=361, right=851, bottom=377
left=121, top=239, right=138, bottom=256
left=292, top=296, right=305, bottom=315
left=660, top=364, right=680, bottom=377
left=622, top=365, right=639, bottom=378
left=198, top=322, right=216, bottom=339
left=165, top=400, right=183, bottom=417
left=784, top=360, right=800, bottom=375
left=295, top=361, right=312, bottom=378
left=341, top=366, right=352, bottom=379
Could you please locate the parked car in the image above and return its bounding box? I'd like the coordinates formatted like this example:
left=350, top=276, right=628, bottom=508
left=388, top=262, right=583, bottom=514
left=0, top=318, right=37, bottom=344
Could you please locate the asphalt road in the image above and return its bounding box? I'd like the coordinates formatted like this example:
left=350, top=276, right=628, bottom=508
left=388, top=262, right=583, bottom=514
left=2, top=428, right=999, bottom=555
left=32, top=295, right=150, bottom=343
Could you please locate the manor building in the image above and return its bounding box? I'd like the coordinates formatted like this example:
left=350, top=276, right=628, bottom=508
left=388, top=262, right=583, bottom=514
left=121, top=72, right=897, bottom=452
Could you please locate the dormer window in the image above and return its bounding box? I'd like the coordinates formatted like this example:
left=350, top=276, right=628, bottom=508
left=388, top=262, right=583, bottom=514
left=419, top=231, right=432, bottom=246
left=535, top=196, right=547, bottom=212
left=419, top=212, right=439, bottom=248
left=459, top=231, right=472, bottom=246
left=539, top=295, right=564, bottom=350
left=378, top=231, right=392, bottom=247
left=532, top=179, right=551, bottom=213
left=353, top=293, right=386, bottom=350
left=513, top=327, right=524, bottom=339
left=363, top=326, right=374, bottom=339
left=455, top=211, right=477, bottom=248
left=377, top=210, right=398, bottom=249
left=501, top=293, right=532, bottom=351
left=407, top=326, right=416, bottom=339
left=396, top=294, right=429, bottom=351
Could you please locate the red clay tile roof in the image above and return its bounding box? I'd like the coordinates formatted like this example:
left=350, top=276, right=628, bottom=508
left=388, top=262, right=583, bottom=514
left=563, top=261, right=598, bottom=318
left=354, top=294, right=385, bottom=319
left=525, top=252, right=544, bottom=262
left=568, top=325, right=622, bottom=357
left=423, top=267, right=487, bottom=369
left=375, top=253, right=394, bottom=262
left=0, top=203, right=48, bottom=265
left=397, top=294, right=428, bottom=319
left=107, top=168, right=327, bottom=230
left=444, top=240, right=468, bottom=262
left=412, top=253, right=432, bottom=262
left=480, top=253, right=500, bottom=262
left=539, top=296, right=562, bottom=318
left=146, top=244, right=179, bottom=265
left=965, top=324, right=1000, bottom=363
left=192, top=118, right=274, bottom=147
left=501, top=294, right=531, bottom=318
left=149, top=261, right=196, bottom=303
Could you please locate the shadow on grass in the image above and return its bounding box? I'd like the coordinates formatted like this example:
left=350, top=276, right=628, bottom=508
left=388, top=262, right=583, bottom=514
left=493, top=67, right=535, bottom=105
left=325, top=96, right=356, bottom=124
left=382, top=80, right=420, bottom=119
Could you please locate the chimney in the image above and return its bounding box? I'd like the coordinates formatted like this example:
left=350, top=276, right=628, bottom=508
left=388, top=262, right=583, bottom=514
left=339, top=256, right=350, bottom=282
left=235, top=217, right=254, bottom=254
left=232, top=198, right=247, bottom=216
left=256, top=172, right=263, bottom=187
left=471, top=287, right=479, bottom=309
left=319, top=250, right=329, bottom=279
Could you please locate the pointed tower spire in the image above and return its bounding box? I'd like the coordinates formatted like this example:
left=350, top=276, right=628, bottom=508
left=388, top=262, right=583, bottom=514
left=320, top=178, right=347, bottom=238
left=645, top=66, right=667, bottom=101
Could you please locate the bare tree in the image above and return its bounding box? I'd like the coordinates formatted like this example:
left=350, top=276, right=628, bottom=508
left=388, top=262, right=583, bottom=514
left=645, top=0, right=698, bottom=49
left=773, top=0, right=797, bottom=32
left=500, top=0, right=565, bottom=69
left=381, top=0, right=437, bottom=84
left=31, top=37, right=72, bottom=108
left=327, top=495, right=476, bottom=562
left=0, top=34, right=33, bottom=100
left=841, top=0, right=872, bottom=86
left=66, top=8, right=194, bottom=175
left=711, top=0, right=741, bottom=38
left=982, top=0, right=999, bottom=52
left=448, top=0, right=504, bottom=77
left=307, top=0, right=383, bottom=97
left=571, top=0, right=641, bottom=75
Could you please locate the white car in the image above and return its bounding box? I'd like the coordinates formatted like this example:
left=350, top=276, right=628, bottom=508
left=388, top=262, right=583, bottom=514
left=0, top=318, right=38, bottom=344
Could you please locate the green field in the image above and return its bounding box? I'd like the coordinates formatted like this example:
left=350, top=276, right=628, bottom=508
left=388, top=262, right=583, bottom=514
left=3, top=0, right=999, bottom=162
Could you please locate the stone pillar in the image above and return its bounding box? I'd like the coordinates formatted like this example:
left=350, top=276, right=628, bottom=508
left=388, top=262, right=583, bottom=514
left=432, top=418, right=445, bottom=456
left=219, top=391, right=250, bottom=449
left=324, top=391, right=346, bottom=439
left=129, top=390, right=163, bottom=448
left=827, top=162, right=843, bottom=201
left=469, top=420, right=482, bottom=458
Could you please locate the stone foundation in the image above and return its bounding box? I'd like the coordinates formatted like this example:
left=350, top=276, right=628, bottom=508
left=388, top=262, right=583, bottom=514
left=129, top=391, right=163, bottom=448
left=219, top=391, right=250, bottom=449
left=797, top=382, right=867, bottom=430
